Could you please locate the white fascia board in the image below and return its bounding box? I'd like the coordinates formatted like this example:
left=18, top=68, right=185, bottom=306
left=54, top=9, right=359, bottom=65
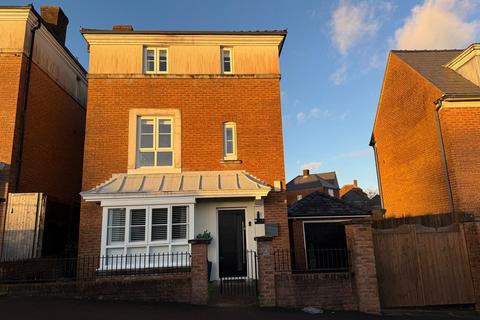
left=82, top=190, right=271, bottom=205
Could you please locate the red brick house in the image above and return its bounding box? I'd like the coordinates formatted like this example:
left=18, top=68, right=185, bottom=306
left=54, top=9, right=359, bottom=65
left=286, top=169, right=339, bottom=204
left=371, top=45, right=480, bottom=218
left=0, top=5, right=87, bottom=260
left=79, top=26, right=289, bottom=280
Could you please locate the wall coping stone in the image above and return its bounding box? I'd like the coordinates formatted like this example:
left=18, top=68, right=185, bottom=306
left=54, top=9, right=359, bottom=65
left=188, top=238, right=211, bottom=245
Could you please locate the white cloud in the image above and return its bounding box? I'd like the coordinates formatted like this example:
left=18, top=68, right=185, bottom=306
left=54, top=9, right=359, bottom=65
left=296, top=112, right=306, bottom=122
left=302, top=161, right=323, bottom=171
left=394, top=0, right=480, bottom=50
left=330, top=1, right=392, bottom=56
left=368, top=53, right=384, bottom=70
left=296, top=107, right=348, bottom=123
left=330, top=63, right=347, bottom=85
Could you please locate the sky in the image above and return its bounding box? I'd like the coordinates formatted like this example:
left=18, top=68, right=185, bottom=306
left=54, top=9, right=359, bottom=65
left=7, top=0, right=480, bottom=192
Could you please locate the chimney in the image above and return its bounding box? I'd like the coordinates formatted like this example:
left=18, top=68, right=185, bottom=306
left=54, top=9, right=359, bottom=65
left=112, top=25, right=134, bottom=31
left=303, top=169, right=310, bottom=177
left=40, top=6, right=69, bottom=45
left=353, top=180, right=358, bottom=187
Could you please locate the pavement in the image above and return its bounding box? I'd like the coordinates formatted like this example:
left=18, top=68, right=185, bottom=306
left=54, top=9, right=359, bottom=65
left=0, top=296, right=478, bottom=320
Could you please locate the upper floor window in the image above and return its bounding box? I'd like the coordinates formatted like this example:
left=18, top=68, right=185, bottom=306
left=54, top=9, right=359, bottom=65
left=223, top=122, right=237, bottom=160
left=328, top=189, right=335, bottom=197
left=137, top=116, right=173, bottom=168
left=145, top=48, right=168, bottom=74
left=221, top=48, right=233, bottom=74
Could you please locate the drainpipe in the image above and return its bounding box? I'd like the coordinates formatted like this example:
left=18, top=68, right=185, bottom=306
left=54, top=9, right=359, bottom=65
left=369, top=135, right=385, bottom=211
left=0, top=14, right=41, bottom=260
left=434, top=95, right=455, bottom=213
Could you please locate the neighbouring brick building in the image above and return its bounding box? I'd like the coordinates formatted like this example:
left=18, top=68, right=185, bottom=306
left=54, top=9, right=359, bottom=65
left=340, top=180, right=381, bottom=211
left=371, top=44, right=480, bottom=218
left=286, top=169, right=340, bottom=204
left=288, top=191, right=369, bottom=271
left=79, top=25, right=289, bottom=280
left=0, top=5, right=87, bottom=260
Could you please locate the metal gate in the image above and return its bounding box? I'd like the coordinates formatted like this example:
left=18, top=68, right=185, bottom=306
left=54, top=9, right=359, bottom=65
left=1, top=193, right=46, bottom=261
left=219, top=250, right=258, bottom=297
left=373, top=222, right=474, bottom=308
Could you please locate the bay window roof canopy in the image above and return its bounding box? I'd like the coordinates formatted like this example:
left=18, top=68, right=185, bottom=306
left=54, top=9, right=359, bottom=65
left=81, top=170, right=271, bottom=203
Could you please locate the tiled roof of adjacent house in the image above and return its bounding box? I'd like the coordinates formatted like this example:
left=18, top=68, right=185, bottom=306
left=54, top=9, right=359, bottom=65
left=288, top=191, right=370, bottom=217
left=392, top=50, right=480, bottom=96
left=286, top=171, right=339, bottom=191
left=81, top=170, right=271, bottom=200
left=341, top=188, right=369, bottom=202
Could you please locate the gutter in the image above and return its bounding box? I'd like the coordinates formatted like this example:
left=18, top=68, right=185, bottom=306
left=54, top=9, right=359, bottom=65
left=434, top=95, right=455, bottom=213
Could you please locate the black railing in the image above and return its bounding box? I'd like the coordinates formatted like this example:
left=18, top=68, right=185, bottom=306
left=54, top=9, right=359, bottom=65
left=274, top=248, right=350, bottom=273
left=219, top=250, right=258, bottom=297
left=0, top=252, right=191, bottom=284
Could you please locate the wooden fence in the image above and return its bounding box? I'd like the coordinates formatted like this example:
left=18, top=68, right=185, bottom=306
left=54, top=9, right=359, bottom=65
left=372, top=214, right=475, bottom=308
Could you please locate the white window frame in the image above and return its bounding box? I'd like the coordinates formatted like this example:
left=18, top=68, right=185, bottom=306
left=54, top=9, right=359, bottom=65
left=137, top=116, right=174, bottom=169
left=144, top=47, right=169, bottom=74
left=221, top=47, right=233, bottom=74
left=223, top=122, right=237, bottom=160
left=101, top=204, right=194, bottom=270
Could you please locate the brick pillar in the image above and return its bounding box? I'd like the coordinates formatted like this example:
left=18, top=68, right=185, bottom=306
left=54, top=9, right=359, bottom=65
left=464, top=215, right=480, bottom=311
left=345, top=220, right=381, bottom=314
left=255, top=236, right=276, bottom=307
left=189, top=239, right=209, bottom=305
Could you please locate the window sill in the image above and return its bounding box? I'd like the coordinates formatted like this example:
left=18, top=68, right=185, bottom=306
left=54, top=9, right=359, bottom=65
left=220, top=159, right=242, bottom=164
left=127, top=167, right=181, bottom=174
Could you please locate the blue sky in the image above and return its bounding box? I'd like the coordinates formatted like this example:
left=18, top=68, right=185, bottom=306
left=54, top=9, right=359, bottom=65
left=8, top=0, right=480, bottom=191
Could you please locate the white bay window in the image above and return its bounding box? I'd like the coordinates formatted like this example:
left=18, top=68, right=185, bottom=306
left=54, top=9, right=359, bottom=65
left=102, top=205, right=193, bottom=268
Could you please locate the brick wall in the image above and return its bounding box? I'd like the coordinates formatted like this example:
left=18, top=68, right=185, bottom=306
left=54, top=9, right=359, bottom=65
left=275, top=273, right=357, bottom=310
left=374, top=54, right=451, bottom=217
left=440, top=107, right=480, bottom=213
left=1, top=276, right=192, bottom=303
left=17, top=62, right=85, bottom=204
left=80, top=78, right=288, bottom=256
left=0, top=53, right=26, bottom=247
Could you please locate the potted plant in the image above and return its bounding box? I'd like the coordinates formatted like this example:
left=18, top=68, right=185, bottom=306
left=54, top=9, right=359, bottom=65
left=196, top=230, right=213, bottom=281
left=195, top=230, right=212, bottom=243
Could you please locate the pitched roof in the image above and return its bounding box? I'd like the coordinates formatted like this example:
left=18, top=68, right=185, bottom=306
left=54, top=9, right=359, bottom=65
left=341, top=188, right=369, bottom=202
left=81, top=170, right=271, bottom=201
left=392, top=50, right=480, bottom=96
left=288, top=191, right=370, bottom=218
left=286, top=171, right=339, bottom=191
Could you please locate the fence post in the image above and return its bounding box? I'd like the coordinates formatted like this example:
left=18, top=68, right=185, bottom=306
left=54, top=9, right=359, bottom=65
left=464, top=214, right=480, bottom=312
left=255, top=236, right=276, bottom=307
left=189, top=239, right=209, bottom=305
left=345, top=219, right=381, bottom=315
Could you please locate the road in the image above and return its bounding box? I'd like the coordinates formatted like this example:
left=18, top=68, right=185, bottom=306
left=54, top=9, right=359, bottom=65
left=0, top=297, right=478, bottom=320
